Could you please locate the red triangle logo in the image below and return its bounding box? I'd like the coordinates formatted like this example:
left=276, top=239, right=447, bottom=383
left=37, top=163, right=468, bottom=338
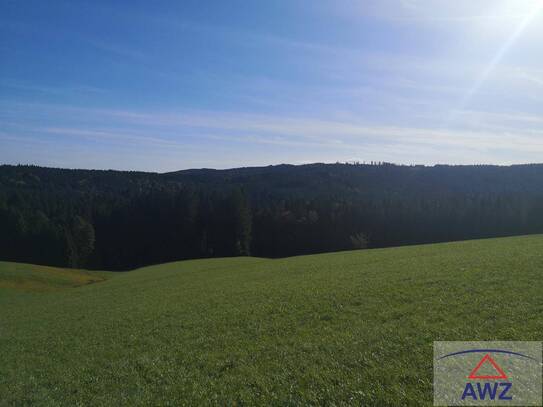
left=468, top=354, right=508, bottom=380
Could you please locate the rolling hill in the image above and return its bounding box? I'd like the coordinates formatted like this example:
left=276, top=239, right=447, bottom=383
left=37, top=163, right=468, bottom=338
left=1, top=235, right=542, bottom=405
left=4, top=163, right=543, bottom=271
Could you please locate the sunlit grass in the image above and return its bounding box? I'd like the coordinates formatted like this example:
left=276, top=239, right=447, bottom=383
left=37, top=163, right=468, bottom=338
left=0, top=261, right=108, bottom=292
left=1, top=235, right=542, bottom=405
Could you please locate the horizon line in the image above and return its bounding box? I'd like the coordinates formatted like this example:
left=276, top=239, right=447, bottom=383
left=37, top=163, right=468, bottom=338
left=2, top=161, right=543, bottom=174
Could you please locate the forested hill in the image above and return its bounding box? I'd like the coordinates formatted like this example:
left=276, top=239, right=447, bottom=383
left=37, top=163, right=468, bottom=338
left=2, top=162, right=543, bottom=270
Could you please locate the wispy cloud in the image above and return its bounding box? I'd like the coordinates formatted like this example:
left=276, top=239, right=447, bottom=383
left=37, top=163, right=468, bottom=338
left=3, top=102, right=543, bottom=170
left=0, top=79, right=107, bottom=96
left=2, top=0, right=542, bottom=170
left=342, top=0, right=542, bottom=22
left=86, top=40, right=148, bottom=61
left=516, top=70, right=543, bottom=87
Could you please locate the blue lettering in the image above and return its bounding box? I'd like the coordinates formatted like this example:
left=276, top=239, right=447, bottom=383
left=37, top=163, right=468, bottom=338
left=462, top=383, right=477, bottom=400
left=498, top=382, right=513, bottom=400
left=461, top=382, right=513, bottom=401
left=476, top=382, right=498, bottom=400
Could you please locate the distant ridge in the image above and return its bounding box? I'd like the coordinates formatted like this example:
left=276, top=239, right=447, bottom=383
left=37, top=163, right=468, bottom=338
left=2, top=162, right=543, bottom=270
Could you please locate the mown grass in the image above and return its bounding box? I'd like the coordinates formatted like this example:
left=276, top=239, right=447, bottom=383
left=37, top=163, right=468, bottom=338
left=0, top=261, right=108, bottom=292
left=1, top=235, right=542, bottom=405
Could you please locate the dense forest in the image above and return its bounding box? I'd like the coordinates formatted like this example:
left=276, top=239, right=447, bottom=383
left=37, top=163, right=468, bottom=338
left=2, top=162, right=543, bottom=270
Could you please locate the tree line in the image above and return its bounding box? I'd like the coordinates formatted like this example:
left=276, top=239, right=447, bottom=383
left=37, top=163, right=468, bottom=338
left=2, top=163, right=543, bottom=270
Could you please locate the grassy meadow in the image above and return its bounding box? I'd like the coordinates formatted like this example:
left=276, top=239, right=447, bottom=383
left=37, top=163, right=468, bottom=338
left=1, top=235, right=542, bottom=405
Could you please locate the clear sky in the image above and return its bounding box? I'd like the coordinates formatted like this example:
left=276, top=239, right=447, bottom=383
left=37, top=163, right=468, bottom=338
left=1, top=0, right=543, bottom=172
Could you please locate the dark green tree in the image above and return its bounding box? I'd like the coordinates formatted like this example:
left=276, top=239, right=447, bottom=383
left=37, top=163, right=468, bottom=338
left=66, top=216, right=95, bottom=268
left=231, top=189, right=252, bottom=256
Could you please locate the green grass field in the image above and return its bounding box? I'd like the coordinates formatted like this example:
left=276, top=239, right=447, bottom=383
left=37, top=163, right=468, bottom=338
left=1, top=235, right=542, bottom=405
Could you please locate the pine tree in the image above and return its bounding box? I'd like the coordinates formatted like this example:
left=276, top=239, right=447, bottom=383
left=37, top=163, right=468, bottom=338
left=66, top=216, right=95, bottom=268
left=231, top=189, right=252, bottom=256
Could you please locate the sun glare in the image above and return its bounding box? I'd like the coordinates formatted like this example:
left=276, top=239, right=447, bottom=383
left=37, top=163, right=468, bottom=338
left=441, top=0, right=543, bottom=128
left=501, top=0, right=543, bottom=16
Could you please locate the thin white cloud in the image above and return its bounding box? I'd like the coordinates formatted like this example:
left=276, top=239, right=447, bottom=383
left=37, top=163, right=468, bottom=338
left=516, top=71, right=543, bottom=87
left=341, top=0, right=542, bottom=22
left=4, top=104, right=543, bottom=167
left=0, top=79, right=107, bottom=95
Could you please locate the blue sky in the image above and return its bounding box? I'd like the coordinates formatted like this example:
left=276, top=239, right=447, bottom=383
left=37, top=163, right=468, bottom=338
left=1, top=0, right=543, bottom=172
